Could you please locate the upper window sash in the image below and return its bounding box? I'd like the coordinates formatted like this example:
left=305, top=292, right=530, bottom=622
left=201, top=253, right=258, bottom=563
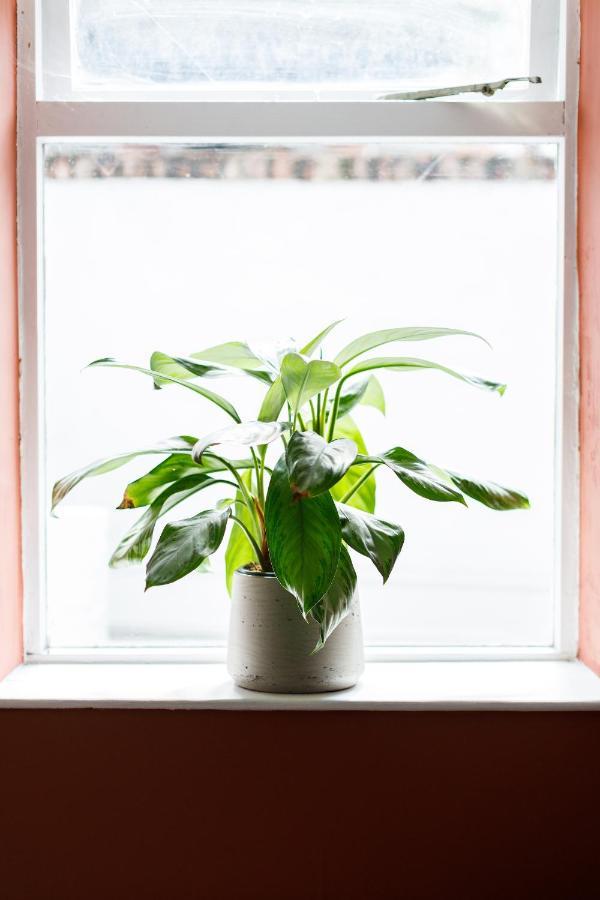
left=35, top=0, right=566, bottom=104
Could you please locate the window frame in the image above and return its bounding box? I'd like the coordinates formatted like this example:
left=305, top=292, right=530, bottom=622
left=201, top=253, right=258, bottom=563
left=17, top=0, right=580, bottom=663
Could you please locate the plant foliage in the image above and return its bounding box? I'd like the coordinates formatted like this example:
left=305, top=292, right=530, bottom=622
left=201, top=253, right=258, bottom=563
left=53, top=322, right=529, bottom=650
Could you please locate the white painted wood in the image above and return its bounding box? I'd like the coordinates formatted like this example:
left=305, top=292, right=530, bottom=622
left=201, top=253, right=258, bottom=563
left=553, top=0, right=580, bottom=656
left=26, top=645, right=569, bottom=665
left=18, top=0, right=47, bottom=656
left=16, top=0, right=580, bottom=662
left=32, top=99, right=566, bottom=139
left=1, top=660, right=599, bottom=709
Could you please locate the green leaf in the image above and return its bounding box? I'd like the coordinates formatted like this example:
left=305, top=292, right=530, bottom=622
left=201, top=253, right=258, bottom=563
left=286, top=431, right=357, bottom=498
left=119, top=454, right=254, bottom=509
left=225, top=474, right=257, bottom=595
left=329, top=416, right=376, bottom=513
left=110, top=473, right=221, bottom=568
left=334, top=326, right=490, bottom=368
left=361, top=375, right=386, bottom=414
left=280, top=353, right=341, bottom=422
left=447, top=472, right=530, bottom=511
left=346, top=356, right=506, bottom=396
left=334, top=375, right=386, bottom=419
left=310, top=545, right=357, bottom=651
left=51, top=437, right=196, bottom=511
left=265, top=455, right=341, bottom=614
left=191, top=341, right=273, bottom=383
left=258, top=377, right=287, bottom=423
left=192, top=420, right=288, bottom=464
left=361, top=447, right=466, bottom=505
left=149, top=351, right=226, bottom=388
left=88, top=358, right=242, bottom=421
left=257, top=323, right=343, bottom=423
left=300, top=320, right=344, bottom=357
left=145, top=507, right=231, bottom=589
left=337, top=503, right=404, bottom=583
left=119, top=454, right=202, bottom=508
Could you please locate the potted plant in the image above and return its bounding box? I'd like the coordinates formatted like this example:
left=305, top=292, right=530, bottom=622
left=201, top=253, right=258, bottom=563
left=52, top=322, right=529, bottom=693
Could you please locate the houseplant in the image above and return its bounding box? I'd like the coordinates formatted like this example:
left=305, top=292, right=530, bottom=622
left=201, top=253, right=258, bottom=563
left=53, top=322, right=529, bottom=692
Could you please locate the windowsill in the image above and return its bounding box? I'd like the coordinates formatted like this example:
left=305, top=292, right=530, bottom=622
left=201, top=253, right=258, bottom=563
left=0, top=660, right=599, bottom=709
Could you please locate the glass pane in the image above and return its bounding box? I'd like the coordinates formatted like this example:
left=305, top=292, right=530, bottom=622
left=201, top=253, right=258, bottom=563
left=43, top=140, right=558, bottom=649
left=68, top=0, right=531, bottom=96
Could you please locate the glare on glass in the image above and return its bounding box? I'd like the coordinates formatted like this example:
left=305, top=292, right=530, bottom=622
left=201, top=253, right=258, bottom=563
left=43, top=141, right=557, bottom=649
left=69, top=0, right=531, bottom=94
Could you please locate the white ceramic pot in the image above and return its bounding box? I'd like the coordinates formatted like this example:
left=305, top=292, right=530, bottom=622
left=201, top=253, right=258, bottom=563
left=227, top=568, right=364, bottom=694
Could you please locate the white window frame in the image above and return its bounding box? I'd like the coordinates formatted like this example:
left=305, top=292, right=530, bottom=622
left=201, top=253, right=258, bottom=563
left=17, top=0, right=580, bottom=664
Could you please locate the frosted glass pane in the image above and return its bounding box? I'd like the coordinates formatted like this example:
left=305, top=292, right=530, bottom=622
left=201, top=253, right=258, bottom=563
left=43, top=141, right=557, bottom=649
left=69, top=0, right=531, bottom=94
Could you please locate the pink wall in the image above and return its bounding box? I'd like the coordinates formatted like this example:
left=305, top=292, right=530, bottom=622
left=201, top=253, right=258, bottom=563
left=0, top=0, right=21, bottom=680
left=579, top=0, right=600, bottom=676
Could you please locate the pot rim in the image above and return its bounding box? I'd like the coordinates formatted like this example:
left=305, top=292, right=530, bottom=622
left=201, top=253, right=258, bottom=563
left=235, top=565, right=278, bottom=579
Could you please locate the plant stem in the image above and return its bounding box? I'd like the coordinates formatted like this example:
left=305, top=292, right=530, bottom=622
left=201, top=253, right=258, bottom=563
left=230, top=514, right=263, bottom=564
left=327, top=377, right=347, bottom=442
left=315, top=393, right=322, bottom=435
left=205, top=452, right=262, bottom=537
left=339, top=463, right=379, bottom=504
left=250, top=447, right=262, bottom=503
left=320, top=388, right=329, bottom=434
left=309, top=400, right=317, bottom=432
left=257, top=448, right=266, bottom=508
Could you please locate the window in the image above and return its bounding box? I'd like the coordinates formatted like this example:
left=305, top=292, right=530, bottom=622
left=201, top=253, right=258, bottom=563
left=19, top=0, right=578, bottom=661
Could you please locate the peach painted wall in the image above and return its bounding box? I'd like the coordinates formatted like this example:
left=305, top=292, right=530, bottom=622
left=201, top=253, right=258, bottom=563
left=0, top=0, right=21, bottom=680
left=579, top=0, right=600, bottom=676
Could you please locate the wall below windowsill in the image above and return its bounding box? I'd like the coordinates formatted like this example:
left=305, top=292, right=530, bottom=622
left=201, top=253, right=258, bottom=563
left=1, top=659, right=599, bottom=709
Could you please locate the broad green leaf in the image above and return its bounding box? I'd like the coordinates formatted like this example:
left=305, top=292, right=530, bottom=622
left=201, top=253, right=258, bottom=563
left=329, top=416, right=376, bottom=513
left=191, top=341, right=272, bottom=383
left=149, top=351, right=226, bottom=388
left=51, top=436, right=196, bottom=511
left=337, top=503, right=404, bottom=583
left=225, top=474, right=258, bottom=595
left=119, top=454, right=202, bottom=508
left=361, top=447, right=466, bottom=505
left=280, top=353, right=341, bottom=422
left=145, top=507, right=231, bottom=589
left=361, top=376, right=386, bottom=414
left=300, top=320, right=344, bottom=357
left=310, top=545, right=357, bottom=651
left=88, top=358, right=241, bottom=421
left=192, top=420, right=288, bottom=463
left=258, top=322, right=343, bottom=422
left=119, top=454, right=254, bottom=509
left=447, top=472, right=530, bottom=511
left=258, top=377, right=287, bottom=423
left=334, top=375, right=386, bottom=420
left=265, top=455, right=341, bottom=614
left=334, top=326, right=490, bottom=368
left=346, top=356, right=506, bottom=396
left=110, top=474, right=222, bottom=568
left=286, top=431, right=357, bottom=498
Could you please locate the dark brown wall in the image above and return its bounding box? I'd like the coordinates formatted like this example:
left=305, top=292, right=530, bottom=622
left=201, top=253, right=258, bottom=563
left=1, top=710, right=599, bottom=900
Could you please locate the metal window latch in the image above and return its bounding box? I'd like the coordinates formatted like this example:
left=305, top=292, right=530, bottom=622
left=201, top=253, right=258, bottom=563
left=378, top=75, right=542, bottom=101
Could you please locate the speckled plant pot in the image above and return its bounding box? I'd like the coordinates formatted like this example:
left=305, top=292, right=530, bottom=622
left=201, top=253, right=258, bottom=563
left=227, top=568, right=364, bottom=694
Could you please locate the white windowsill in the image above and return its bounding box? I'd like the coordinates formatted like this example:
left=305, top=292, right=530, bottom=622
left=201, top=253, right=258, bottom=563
left=0, top=660, right=599, bottom=709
